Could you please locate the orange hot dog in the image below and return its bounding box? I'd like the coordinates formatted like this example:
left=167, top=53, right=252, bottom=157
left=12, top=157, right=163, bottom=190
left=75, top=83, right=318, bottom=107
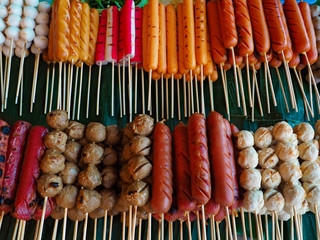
left=209, top=64, right=218, bottom=82
left=78, top=2, right=90, bottom=63
left=195, top=0, right=208, bottom=66
left=278, top=0, right=293, bottom=62
left=55, top=0, right=70, bottom=62
left=228, top=49, right=243, bottom=66
left=85, top=8, right=99, bottom=66
left=177, top=3, right=188, bottom=75
left=174, top=73, right=183, bottom=80
left=152, top=71, right=161, bottom=80
left=48, top=0, right=57, bottom=62
left=68, top=0, right=82, bottom=65
left=297, top=63, right=306, bottom=71
left=156, top=3, right=167, bottom=75
left=194, top=65, right=201, bottom=78
left=166, top=4, right=178, bottom=75
left=148, top=0, right=159, bottom=70
left=203, top=29, right=214, bottom=76
left=269, top=53, right=282, bottom=68
left=142, top=5, right=149, bottom=72
left=183, top=0, right=196, bottom=70
left=224, top=62, right=232, bottom=71
left=259, top=50, right=273, bottom=62
left=288, top=51, right=300, bottom=68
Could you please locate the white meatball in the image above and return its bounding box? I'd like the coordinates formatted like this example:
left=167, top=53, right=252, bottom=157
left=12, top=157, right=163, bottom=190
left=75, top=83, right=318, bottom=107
left=279, top=133, right=298, bottom=146
left=311, top=5, right=320, bottom=18
left=301, top=161, right=320, bottom=183
left=264, top=189, right=285, bottom=213
left=25, top=0, right=39, bottom=7
left=275, top=142, right=299, bottom=162
left=0, top=4, right=7, bottom=18
left=38, top=1, right=51, bottom=13
left=283, top=183, right=305, bottom=207
left=258, top=147, right=279, bottom=169
left=20, top=17, right=35, bottom=29
left=35, top=24, right=49, bottom=36
left=261, top=169, right=281, bottom=189
left=0, top=0, right=9, bottom=6
left=20, top=28, right=35, bottom=42
left=2, top=45, right=13, bottom=57
left=237, top=147, right=258, bottom=169
left=233, top=130, right=254, bottom=150
left=8, top=4, right=21, bottom=16
left=278, top=211, right=291, bottom=221
left=23, top=6, right=38, bottom=19
left=0, top=18, right=5, bottom=32
left=15, top=47, right=29, bottom=58
left=283, top=200, right=308, bottom=216
left=4, top=38, right=16, bottom=48
left=254, top=127, right=273, bottom=149
left=6, top=14, right=21, bottom=27
left=313, top=16, right=320, bottom=30
left=16, top=39, right=31, bottom=49
left=0, top=32, right=5, bottom=45
left=279, top=160, right=302, bottom=183
left=31, top=43, right=42, bottom=54
left=272, top=121, right=293, bottom=142
left=5, top=27, right=20, bottom=40
left=36, top=12, right=49, bottom=25
left=299, top=142, right=319, bottom=162
left=33, top=35, right=48, bottom=50
left=243, top=190, right=264, bottom=213
left=10, top=0, right=22, bottom=6
left=293, top=123, right=315, bottom=143
left=239, top=169, right=261, bottom=191
left=303, top=182, right=320, bottom=206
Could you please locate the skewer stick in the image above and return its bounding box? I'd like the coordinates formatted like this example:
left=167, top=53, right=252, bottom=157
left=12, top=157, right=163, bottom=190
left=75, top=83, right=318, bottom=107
left=253, top=68, right=264, bottom=116
left=67, top=64, right=71, bottom=116
left=122, top=212, right=126, bottom=240
left=315, top=205, right=320, bottom=240
left=304, top=53, right=320, bottom=110
left=180, top=220, right=183, bottom=240
left=220, top=64, right=230, bottom=120
left=308, top=72, right=313, bottom=114
left=4, top=38, right=13, bottom=109
left=274, top=212, right=281, bottom=240
left=17, top=220, right=23, bottom=240
left=119, top=65, right=123, bottom=118
left=169, top=221, right=173, bottom=240
left=13, top=219, right=20, bottom=240
left=62, top=208, right=68, bottom=240
left=251, top=67, right=256, bottom=122
left=44, top=65, right=50, bottom=114
left=177, top=78, right=181, bottom=120
left=281, top=51, right=296, bottom=109
left=63, top=63, right=67, bottom=110
left=20, top=220, right=26, bottom=240
left=72, top=67, right=79, bottom=120
left=230, top=47, right=240, bottom=107
left=155, top=79, right=158, bottom=122
left=190, top=71, right=194, bottom=114
left=240, top=208, right=247, bottom=240
left=111, top=61, right=115, bottom=116
left=108, top=215, right=114, bottom=240
left=57, top=62, right=63, bottom=110
left=134, top=63, right=138, bottom=114
left=216, top=221, right=221, bottom=240
left=237, top=66, right=247, bottom=116
left=295, top=68, right=310, bottom=120
left=138, top=219, right=142, bottom=240
left=248, top=213, right=253, bottom=240
left=245, top=55, right=252, bottom=107
left=201, top=205, right=207, bottom=240
left=86, top=66, right=92, bottom=118
left=158, top=220, right=161, bottom=240
left=225, top=207, right=233, bottom=240
left=281, top=220, right=284, bottom=240
left=132, top=206, right=137, bottom=240
left=123, top=63, right=126, bottom=116
left=183, top=74, right=187, bottom=117
left=129, top=206, right=132, bottom=240
left=83, top=213, right=89, bottom=240
left=200, top=65, right=205, bottom=115
left=293, top=207, right=302, bottom=240
left=259, top=214, right=263, bottom=240
left=188, top=81, right=191, bottom=117
left=275, top=67, right=289, bottom=113
left=103, top=211, right=108, bottom=240
left=272, top=213, right=275, bottom=240
left=232, top=212, right=237, bottom=240
left=166, top=78, right=169, bottom=119
left=77, top=62, right=84, bottom=119
left=0, top=46, right=3, bottom=108
left=210, top=215, right=216, bottom=240
left=161, top=214, right=164, bottom=240
left=264, top=54, right=277, bottom=106
left=265, top=215, right=269, bottom=240
left=93, top=219, right=97, bottom=240
left=187, top=212, right=192, bottom=240
left=226, top=218, right=229, bottom=240
left=147, top=70, right=152, bottom=111
left=19, top=74, right=23, bottom=116
left=291, top=216, right=294, bottom=240
left=141, top=68, right=145, bottom=114
left=37, top=196, right=48, bottom=240
left=161, top=74, right=164, bottom=119
left=51, top=219, right=58, bottom=240
left=129, top=59, right=132, bottom=122
left=147, top=213, right=152, bottom=240
left=208, top=76, right=214, bottom=111
left=196, top=211, right=202, bottom=240
left=29, top=52, right=40, bottom=111
left=97, top=62, right=102, bottom=116
left=2, top=56, right=7, bottom=111
left=73, top=221, right=78, bottom=240
left=255, top=212, right=261, bottom=240
left=195, top=75, right=200, bottom=113
left=264, top=63, right=270, bottom=113
left=171, top=74, right=175, bottom=118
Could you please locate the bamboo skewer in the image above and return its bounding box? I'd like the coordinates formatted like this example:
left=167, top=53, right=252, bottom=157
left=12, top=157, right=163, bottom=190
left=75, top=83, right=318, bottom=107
left=177, top=78, right=181, bottom=120
left=4, top=38, right=14, bottom=109
left=93, top=219, right=97, bottom=240
left=180, top=220, right=183, bottom=240
left=275, top=67, right=289, bottom=113
left=230, top=47, right=240, bottom=107
left=248, top=213, right=253, bottom=240
left=291, top=216, right=294, bottom=240
left=255, top=212, right=261, bottom=240
left=169, top=221, right=173, bottom=240
left=294, top=207, right=302, bottom=240
left=166, top=78, right=169, bottom=119
left=123, top=63, right=126, bottom=116
left=0, top=46, right=3, bottom=109
left=138, top=218, right=142, bottom=240
left=237, top=66, right=247, bottom=116
left=119, top=65, right=123, bottom=118
left=134, top=63, right=138, bottom=115
left=147, top=70, right=152, bottom=112
left=200, top=65, right=205, bottom=115
left=141, top=68, right=145, bottom=114
left=111, top=61, right=115, bottom=116
left=155, top=79, right=158, bottom=122
left=51, top=219, right=58, bottom=240
left=129, top=59, right=132, bottom=122
left=225, top=207, right=233, bottom=240
left=29, top=52, right=40, bottom=112
left=48, top=64, right=55, bottom=112
left=195, top=75, right=200, bottom=113
left=161, top=75, right=164, bottom=119
left=62, top=208, right=68, bottom=240
left=57, top=62, right=63, bottom=110
left=188, top=81, right=191, bottom=117
left=253, top=68, right=263, bottom=117
left=108, top=215, right=114, bottom=240
left=295, top=68, right=310, bottom=121
left=171, top=74, right=174, bottom=118
left=44, top=65, right=51, bottom=114
left=245, top=55, right=252, bottom=107
left=12, top=219, right=20, bottom=240
left=73, top=221, right=78, bottom=240
left=83, top=213, right=89, bottom=240
left=128, top=206, right=132, bottom=240
left=220, top=64, right=229, bottom=120
left=264, top=54, right=277, bottom=106
left=19, top=74, right=23, bottom=116
left=265, top=215, right=269, bottom=240
left=72, top=67, right=79, bottom=119
left=264, top=63, right=270, bottom=114
left=210, top=215, right=216, bottom=240
left=132, top=206, right=137, bottom=240
left=86, top=66, right=92, bottom=118
left=208, top=76, right=214, bottom=111
left=232, top=212, right=237, bottom=240
left=161, top=214, right=164, bottom=240
left=77, top=63, right=84, bottom=119
left=183, top=75, right=187, bottom=117
left=37, top=196, right=48, bottom=240
left=216, top=222, right=221, bottom=240
left=63, top=63, right=67, bottom=110
left=196, top=211, right=202, bottom=240
left=190, top=71, right=194, bottom=114
left=147, top=213, right=152, bottom=240
left=103, top=211, right=108, bottom=240
left=281, top=51, right=297, bottom=109
left=16, top=220, right=23, bottom=240
left=240, top=208, right=247, bottom=240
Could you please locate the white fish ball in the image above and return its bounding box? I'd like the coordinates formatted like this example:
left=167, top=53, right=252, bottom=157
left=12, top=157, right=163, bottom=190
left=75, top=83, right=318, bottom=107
left=0, top=5, right=8, bottom=18
left=33, top=35, right=47, bottom=50
left=6, top=14, right=21, bottom=27
left=20, top=28, right=35, bottom=42
left=35, top=12, right=49, bottom=25
left=4, top=37, right=15, bottom=48
left=31, top=43, right=42, bottom=54
left=16, top=38, right=31, bottom=49
left=38, top=1, right=51, bottom=13
left=0, top=0, right=9, bottom=6
left=25, top=0, right=39, bottom=7
left=15, top=46, right=29, bottom=58
left=8, top=4, right=21, bottom=16
left=20, top=17, right=35, bottom=29
left=0, top=32, right=5, bottom=45
left=10, top=0, right=22, bottom=6
left=5, top=26, right=20, bottom=40
left=0, top=18, right=6, bottom=32
left=23, top=6, right=38, bottom=19
left=2, top=45, right=13, bottom=57
left=35, top=24, right=49, bottom=36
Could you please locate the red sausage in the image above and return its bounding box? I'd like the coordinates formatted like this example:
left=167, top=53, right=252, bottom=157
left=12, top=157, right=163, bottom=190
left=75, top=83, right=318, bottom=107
left=269, top=53, right=282, bottom=68
left=228, top=49, right=243, bottom=66
left=278, top=0, right=293, bottom=62
left=12, top=126, right=49, bottom=221
left=173, top=122, right=196, bottom=212
left=207, top=111, right=234, bottom=207
left=204, top=198, right=220, bottom=217
left=151, top=122, right=173, bottom=214
left=188, top=113, right=211, bottom=206
left=164, top=197, right=182, bottom=222
left=0, top=120, right=10, bottom=195
left=0, top=121, right=31, bottom=212
left=258, top=50, right=273, bottom=62
left=33, top=197, right=56, bottom=220
left=288, top=51, right=300, bottom=68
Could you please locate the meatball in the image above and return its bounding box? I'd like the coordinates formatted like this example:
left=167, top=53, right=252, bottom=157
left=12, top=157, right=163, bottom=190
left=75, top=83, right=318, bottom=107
left=78, top=164, right=102, bottom=189
left=101, top=166, right=118, bottom=189
left=137, top=207, right=148, bottom=220
left=298, top=142, right=319, bottom=161
left=263, top=189, right=285, bottom=213
left=239, top=169, right=261, bottom=191
left=81, top=143, right=104, bottom=165
left=303, top=182, right=320, bottom=206
left=301, top=161, right=320, bottom=182
left=293, top=123, right=315, bottom=143
left=242, top=190, right=264, bottom=212
left=65, top=121, right=85, bottom=140
left=46, top=110, right=68, bottom=130
left=55, top=185, right=78, bottom=209
left=261, top=169, right=281, bottom=189
left=51, top=206, right=65, bottom=220
left=127, top=156, right=152, bottom=181
left=275, top=142, right=299, bottom=162
left=100, top=189, right=117, bottom=211
left=37, top=174, right=63, bottom=197
left=40, top=149, right=65, bottom=174
left=272, top=121, right=293, bottom=142
left=258, top=148, right=279, bottom=169
left=86, top=122, right=106, bottom=143
left=237, top=147, right=258, bottom=169
left=105, top=125, right=122, bottom=145
left=89, top=207, right=105, bottom=219
left=108, top=209, right=120, bottom=216
left=233, top=130, right=254, bottom=150
left=64, top=141, right=82, bottom=163
left=76, top=189, right=101, bottom=213
left=68, top=207, right=86, bottom=221
left=79, top=137, right=89, bottom=146
left=282, top=183, right=306, bottom=206
left=278, top=211, right=291, bottom=221
left=59, top=162, right=80, bottom=184
left=316, top=119, right=320, bottom=136
left=129, top=136, right=152, bottom=156
left=103, top=147, right=118, bottom=166
left=124, top=181, right=150, bottom=207
left=131, top=114, right=154, bottom=136
left=278, top=160, right=302, bottom=183
left=113, top=197, right=129, bottom=212
left=254, top=127, right=273, bottom=149
left=44, top=130, right=68, bottom=153
left=120, top=165, right=134, bottom=184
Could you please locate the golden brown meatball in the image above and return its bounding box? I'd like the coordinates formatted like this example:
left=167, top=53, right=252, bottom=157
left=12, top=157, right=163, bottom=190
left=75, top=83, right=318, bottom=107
left=103, top=147, right=118, bottom=166
left=44, top=130, right=68, bottom=153
left=129, top=136, right=152, bottom=156
left=65, top=121, right=86, bottom=140
left=76, top=189, right=101, bottom=213
left=242, top=190, right=264, bottom=213
left=68, top=207, right=86, bottom=221
left=278, top=160, right=302, bottom=183
left=101, top=166, right=118, bottom=188
left=263, top=189, right=285, bottom=213
left=237, top=147, right=258, bottom=169
left=79, top=137, right=89, bottom=146
left=46, top=110, right=69, bottom=130
left=81, top=143, right=104, bottom=165
left=37, top=174, right=63, bottom=197
left=127, top=156, right=152, bottom=181
left=124, top=181, right=150, bottom=207
left=275, top=142, right=299, bottom=162
left=120, top=165, right=134, bottom=184
left=258, top=148, right=279, bottom=169
left=100, top=189, right=116, bottom=211
left=105, top=125, right=122, bottom=145
left=89, top=207, right=105, bottom=219
left=293, top=123, right=314, bottom=143
left=51, top=206, right=65, bottom=220
left=86, top=122, right=106, bottom=143
left=55, top=185, right=78, bottom=209
left=131, top=114, right=154, bottom=136
left=64, top=141, right=82, bottom=163
left=78, top=164, right=102, bottom=189
left=40, top=149, right=65, bottom=174
left=59, top=162, right=80, bottom=185
left=298, top=142, right=319, bottom=161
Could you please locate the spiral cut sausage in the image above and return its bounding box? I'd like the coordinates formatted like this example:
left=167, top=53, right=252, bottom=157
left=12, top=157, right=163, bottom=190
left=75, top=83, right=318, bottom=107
left=55, top=0, right=70, bottom=62
left=183, top=0, right=196, bottom=70
left=78, top=2, right=90, bottom=63
left=85, top=8, right=99, bottom=66
left=166, top=4, right=178, bottom=75
left=0, top=120, right=10, bottom=197
left=68, top=0, right=81, bottom=65
left=195, top=0, right=208, bottom=66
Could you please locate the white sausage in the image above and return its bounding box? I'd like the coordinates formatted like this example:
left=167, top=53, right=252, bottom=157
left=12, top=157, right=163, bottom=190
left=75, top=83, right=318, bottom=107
left=0, top=4, right=8, bottom=18
left=20, top=28, right=35, bottom=42
left=20, top=17, right=35, bottom=29
left=8, top=4, right=22, bottom=16
left=38, top=1, right=51, bottom=13
left=23, top=6, right=37, bottom=19
left=35, top=12, right=49, bottom=25
left=6, top=14, right=21, bottom=27
left=5, top=26, right=20, bottom=40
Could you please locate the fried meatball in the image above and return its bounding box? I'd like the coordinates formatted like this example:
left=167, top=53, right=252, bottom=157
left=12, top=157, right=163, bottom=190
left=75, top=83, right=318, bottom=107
left=275, top=142, right=299, bottom=162
left=81, top=143, right=104, bottom=165
left=68, top=207, right=86, bottom=221
left=242, top=190, right=264, bottom=212
left=40, top=149, right=65, bottom=174
left=233, top=130, right=254, bottom=150
left=89, top=207, right=105, bottom=219
left=303, top=181, right=320, bottom=206
left=103, top=147, right=118, bottom=166
left=55, top=185, right=78, bottom=209
left=254, top=127, right=273, bottom=149
left=282, top=183, right=306, bottom=206
left=120, top=165, right=134, bottom=184
left=130, top=114, right=154, bottom=136
left=278, top=160, right=302, bottom=183
left=137, top=207, right=148, bottom=220
left=37, top=174, right=63, bottom=197
left=86, top=122, right=106, bottom=143
left=46, top=110, right=68, bottom=130
left=239, top=169, right=261, bottom=191
left=64, top=141, right=82, bottom=163
left=101, top=166, right=118, bottom=189
left=78, top=164, right=102, bottom=189
left=264, top=189, right=285, bottom=213
left=51, top=206, right=65, bottom=220
left=298, top=142, right=319, bottom=161
left=44, top=130, right=68, bottom=153
left=130, top=136, right=152, bottom=156
left=59, top=162, right=79, bottom=184
left=105, top=125, right=122, bottom=145
left=65, top=121, right=85, bottom=140
left=258, top=148, right=279, bottom=169
left=76, top=189, right=101, bottom=213
left=261, top=169, right=281, bottom=189
left=113, top=197, right=129, bottom=212
left=79, top=137, right=89, bottom=146
left=301, top=161, right=320, bottom=182
left=237, top=147, right=258, bottom=169
left=100, top=189, right=117, bottom=211
left=124, top=181, right=150, bottom=207
left=272, top=121, right=293, bottom=142
left=293, top=123, right=315, bottom=143
left=127, top=156, right=152, bottom=181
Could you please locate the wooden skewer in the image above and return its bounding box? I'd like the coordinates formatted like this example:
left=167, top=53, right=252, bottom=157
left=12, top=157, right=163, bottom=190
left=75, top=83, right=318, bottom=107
left=216, top=221, right=221, bottom=240
left=57, top=62, right=63, bottom=110
left=161, top=213, right=164, bottom=240
left=171, top=74, right=174, bottom=118
left=132, top=206, right=137, bottom=240
left=259, top=214, right=264, bottom=240
left=108, top=215, right=114, bottom=240
left=200, top=65, right=205, bottom=115
left=122, top=212, right=126, bottom=240
left=147, top=70, right=152, bottom=112
left=62, top=208, right=68, bottom=240
left=77, top=62, right=84, bottom=119
left=187, top=212, right=192, bottom=240
left=4, top=38, right=14, bottom=109
left=183, top=74, right=187, bottom=117
left=264, top=63, right=270, bottom=114
left=2, top=56, right=7, bottom=111
left=134, top=63, right=138, bottom=115
left=96, top=62, right=103, bottom=116
left=293, top=207, right=302, bottom=240
left=129, top=59, right=132, bottom=122
left=248, top=213, right=253, bottom=240
left=196, top=211, right=202, bottom=240
left=281, top=51, right=296, bottom=109
left=128, top=206, right=133, bottom=240
left=275, top=67, right=289, bottom=113
left=195, top=75, right=200, bottom=113
left=208, top=76, right=214, bottom=111
left=291, top=216, right=294, bottom=240
left=169, top=221, right=173, bottom=240
left=300, top=215, right=303, bottom=240
left=240, top=208, right=247, bottom=240
left=274, top=212, right=281, bottom=240
left=190, top=71, right=194, bottom=114
left=245, top=55, right=252, bottom=107
left=161, top=74, right=164, bottom=119
left=226, top=218, right=229, bottom=240
left=307, top=72, right=314, bottom=115
left=237, top=66, right=247, bottom=116
left=93, top=218, right=97, bottom=240
left=147, top=213, right=152, bottom=240
left=254, top=211, right=261, bottom=240
left=264, top=54, right=277, bottom=106
left=281, top=220, right=284, bottom=240
left=295, top=68, right=310, bottom=121
left=166, top=77, right=169, bottom=119
left=157, top=220, right=161, bottom=240
left=188, top=81, right=191, bottom=117
left=180, top=220, right=183, bottom=240
left=63, top=62, right=67, bottom=110
left=72, top=67, right=79, bottom=120
left=272, top=212, right=275, bottom=240
left=12, top=219, right=20, bottom=240
left=44, top=65, right=51, bottom=114
left=111, top=61, right=115, bottom=116
left=201, top=205, right=207, bottom=240
left=177, top=78, right=181, bottom=120
left=253, top=68, right=264, bottom=117
left=119, top=65, right=123, bottom=118
left=251, top=66, right=256, bottom=122
left=230, top=47, right=240, bottom=107
left=155, top=79, right=159, bottom=122
left=73, top=221, right=78, bottom=240
left=86, top=65, right=92, bottom=118
left=315, top=205, right=320, bottom=240
left=0, top=46, right=4, bottom=108
left=51, top=219, right=58, bottom=240
left=210, top=215, right=216, bottom=240
left=83, top=213, right=89, bottom=240
left=20, top=220, right=26, bottom=240
left=220, top=64, right=230, bottom=120
left=19, top=73, right=23, bottom=116
left=141, top=68, right=145, bottom=114
left=265, top=215, right=269, bottom=240
left=225, top=207, right=233, bottom=240
left=29, top=51, right=40, bottom=111
left=103, top=211, right=108, bottom=240
left=122, top=63, right=126, bottom=116
left=138, top=218, right=142, bottom=240
left=37, top=196, right=48, bottom=240
left=231, top=212, right=237, bottom=240
left=16, top=219, right=23, bottom=240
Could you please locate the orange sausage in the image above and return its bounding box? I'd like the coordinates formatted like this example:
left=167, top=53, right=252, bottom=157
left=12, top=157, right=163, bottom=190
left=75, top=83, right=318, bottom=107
left=195, top=0, right=208, bottom=66
left=177, top=3, right=188, bottom=75
left=194, top=65, right=201, bottom=77
left=175, top=73, right=183, bottom=80
left=288, top=51, right=300, bottom=68
left=142, top=5, right=149, bottom=72
left=259, top=50, right=272, bottom=62
left=269, top=53, right=282, bottom=68
left=297, top=63, right=306, bottom=71
left=152, top=71, right=161, bottom=80
left=78, top=2, right=90, bottom=63
left=278, top=0, right=293, bottom=62
left=148, top=0, right=159, bottom=70
left=299, top=2, right=318, bottom=65
left=234, top=0, right=254, bottom=56
left=156, top=3, right=167, bottom=74
left=166, top=5, right=178, bottom=75
left=248, top=53, right=258, bottom=66
left=218, top=0, right=238, bottom=49
left=183, top=0, right=196, bottom=70
left=209, top=64, right=218, bottom=82
left=224, top=62, right=232, bottom=71
left=203, top=29, right=214, bottom=76
left=164, top=73, right=171, bottom=79
left=207, top=1, right=227, bottom=65
left=283, top=0, right=310, bottom=54
left=68, top=0, right=82, bottom=65
left=56, top=0, right=70, bottom=62
left=85, top=8, right=99, bottom=66
left=228, top=49, right=243, bottom=66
